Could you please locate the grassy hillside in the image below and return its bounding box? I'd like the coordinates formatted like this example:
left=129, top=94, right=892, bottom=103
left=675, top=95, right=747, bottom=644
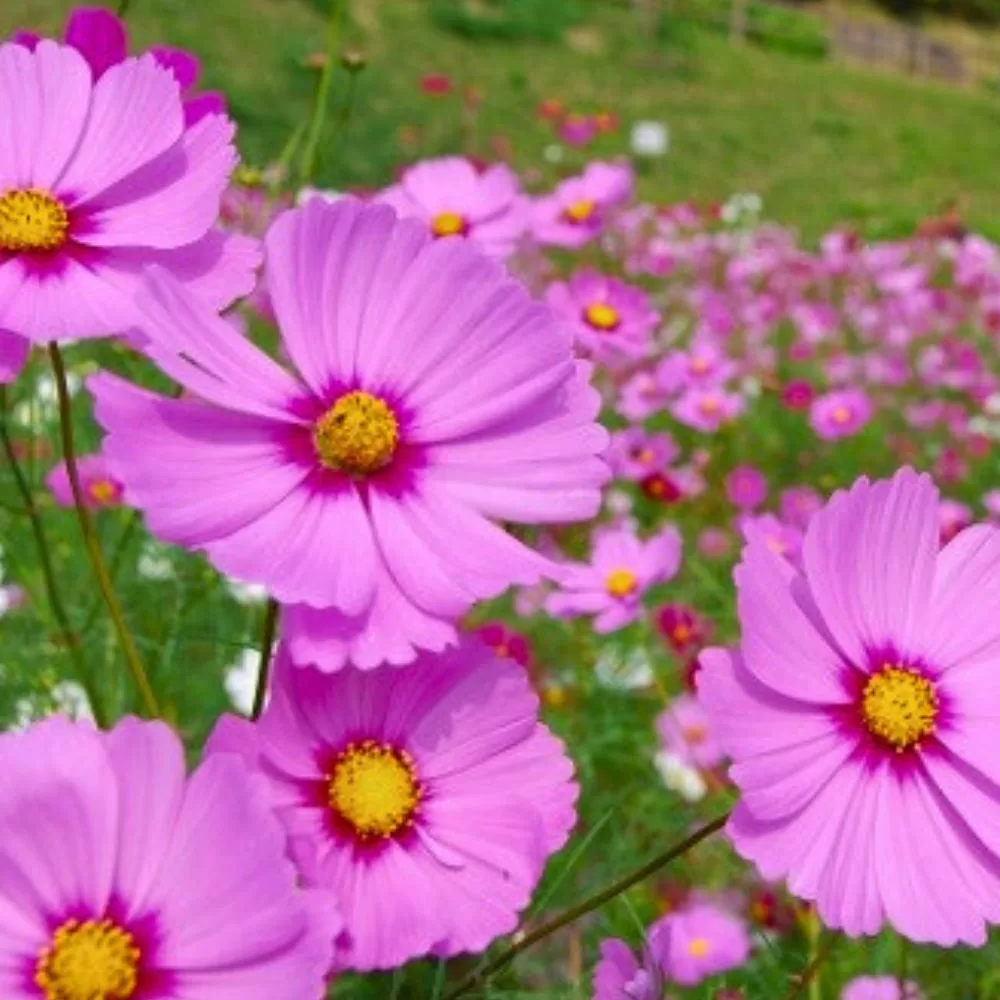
left=6, top=0, right=1000, bottom=242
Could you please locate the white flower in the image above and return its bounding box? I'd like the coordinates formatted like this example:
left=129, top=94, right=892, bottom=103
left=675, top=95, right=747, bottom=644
left=630, top=120, right=669, bottom=158
left=9, top=680, right=95, bottom=732
left=225, top=648, right=263, bottom=716
left=543, top=144, right=565, bottom=164
left=655, top=750, right=707, bottom=802
left=137, top=540, right=175, bottom=581
left=225, top=576, right=269, bottom=605
left=12, top=372, right=83, bottom=428
left=594, top=646, right=655, bottom=690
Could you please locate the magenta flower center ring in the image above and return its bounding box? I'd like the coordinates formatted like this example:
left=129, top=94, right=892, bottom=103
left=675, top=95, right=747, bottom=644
left=0, top=188, right=70, bottom=253
left=328, top=739, right=422, bottom=840
left=313, top=390, right=400, bottom=475
left=861, top=665, right=939, bottom=752
left=35, top=918, right=141, bottom=1000
left=584, top=303, right=621, bottom=331
left=431, top=211, right=467, bottom=238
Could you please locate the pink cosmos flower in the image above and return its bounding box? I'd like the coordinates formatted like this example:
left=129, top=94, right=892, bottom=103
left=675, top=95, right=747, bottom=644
left=983, top=488, right=1000, bottom=522
left=607, top=427, right=679, bottom=481
left=657, top=693, right=723, bottom=769
left=649, top=901, right=751, bottom=986
left=725, top=465, right=767, bottom=510
left=939, top=497, right=973, bottom=544
left=697, top=527, right=733, bottom=560
left=656, top=603, right=711, bottom=656
left=477, top=620, right=532, bottom=668
left=0, top=38, right=255, bottom=376
left=90, top=198, right=608, bottom=672
left=546, top=271, right=660, bottom=365
left=0, top=716, right=336, bottom=999
left=559, top=114, right=598, bottom=147
left=46, top=451, right=123, bottom=508
left=657, top=342, right=736, bottom=393
left=618, top=370, right=668, bottom=422
left=532, top=162, right=633, bottom=248
left=810, top=388, right=874, bottom=440
left=739, top=513, right=804, bottom=564
left=591, top=938, right=663, bottom=1000
left=700, top=468, right=1000, bottom=946
left=841, top=977, right=924, bottom=1000
left=546, top=526, right=682, bottom=633
left=207, top=640, right=578, bottom=971
left=779, top=486, right=822, bottom=530
left=376, top=157, right=529, bottom=258
left=671, top=387, right=744, bottom=433
left=15, top=6, right=226, bottom=124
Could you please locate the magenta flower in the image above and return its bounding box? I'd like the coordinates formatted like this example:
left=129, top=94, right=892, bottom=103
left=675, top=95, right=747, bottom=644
left=810, top=388, right=874, bottom=439
left=477, top=620, right=532, bottom=668
left=700, top=468, right=1000, bottom=946
left=546, top=271, right=660, bottom=365
left=46, top=451, right=123, bottom=509
left=207, top=640, right=578, bottom=971
left=656, top=603, right=711, bottom=656
left=697, top=527, right=733, bottom=560
left=725, top=465, right=767, bottom=510
left=90, top=198, right=608, bottom=671
left=15, top=6, right=226, bottom=125
left=649, top=901, right=750, bottom=987
left=591, top=938, right=663, bottom=1000
left=558, top=114, right=598, bottom=147
left=939, top=497, right=973, bottom=544
left=377, top=157, right=529, bottom=258
left=607, top=427, right=679, bottom=481
left=841, top=977, right=924, bottom=1000
left=618, top=370, right=668, bottom=422
left=671, top=387, right=744, bottom=433
left=657, top=693, right=723, bottom=769
left=532, top=162, right=633, bottom=248
left=657, top=342, right=736, bottom=393
left=546, top=526, right=682, bottom=633
left=0, top=716, right=335, bottom=999
left=779, top=485, right=822, bottom=530
left=739, top=513, right=804, bottom=563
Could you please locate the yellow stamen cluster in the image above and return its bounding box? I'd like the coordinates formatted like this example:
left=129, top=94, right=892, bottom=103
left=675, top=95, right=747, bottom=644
left=862, top=665, right=938, bottom=752
left=688, top=936, right=712, bottom=958
left=831, top=405, right=853, bottom=425
left=36, top=918, right=140, bottom=1000
left=329, top=739, right=422, bottom=840
left=313, top=390, right=399, bottom=476
left=563, top=198, right=596, bottom=223
left=584, top=303, right=620, bottom=331
left=0, top=188, right=69, bottom=253
left=88, top=480, right=119, bottom=505
left=605, top=567, right=638, bottom=599
left=431, top=211, right=466, bottom=237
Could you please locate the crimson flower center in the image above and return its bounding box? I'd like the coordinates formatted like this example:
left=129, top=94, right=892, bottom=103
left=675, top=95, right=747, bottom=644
left=36, top=918, right=140, bottom=1000
left=0, top=188, right=69, bottom=252
left=328, top=740, right=422, bottom=840
left=861, top=665, right=938, bottom=752
left=313, top=390, right=399, bottom=475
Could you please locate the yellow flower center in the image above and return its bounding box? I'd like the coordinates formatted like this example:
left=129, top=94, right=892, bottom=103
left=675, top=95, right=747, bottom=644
left=831, top=405, right=852, bottom=425
left=88, top=480, right=119, bottom=505
left=431, top=211, right=466, bottom=238
left=584, top=303, right=620, bottom=331
left=36, top=918, right=140, bottom=1000
left=605, top=567, right=638, bottom=598
left=862, top=666, right=938, bottom=752
left=313, top=390, right=399, bottom=475
left=689, top=357, right=710, bottom=374
left=328, top=740, right=421, bottom=840
left=564, top=198, right=596, bottom=223
left=684, top=723, right=708, bottom=745
left=672, top=623, right=692, bottom=644
left=698, top=396, right=721, bottom=416
left=0, top=188, right=70, bottom=253
left=688, top=936, right=711, bottom=958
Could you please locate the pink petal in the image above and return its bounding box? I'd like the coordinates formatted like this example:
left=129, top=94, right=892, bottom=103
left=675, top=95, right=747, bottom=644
left=64, top=7, right=127, bottom=80
left=150, top=45, right=200, bottom=90
left=0, top=330, right=30, bottom=383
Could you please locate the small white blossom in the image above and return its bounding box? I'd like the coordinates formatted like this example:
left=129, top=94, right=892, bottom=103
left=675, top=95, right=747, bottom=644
left=630, top=120, right=669, bottom=158
left=225, top=648, right=263, bottom=716
left=655, top=750, right=707, bottom=802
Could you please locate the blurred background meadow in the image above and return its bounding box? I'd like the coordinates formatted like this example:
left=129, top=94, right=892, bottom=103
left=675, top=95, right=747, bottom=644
left=4, top=0, right=1000, bottom=997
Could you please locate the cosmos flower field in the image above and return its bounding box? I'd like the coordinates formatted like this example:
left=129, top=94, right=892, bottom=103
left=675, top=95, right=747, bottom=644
left=3, top=5, right=1000, bottom=1000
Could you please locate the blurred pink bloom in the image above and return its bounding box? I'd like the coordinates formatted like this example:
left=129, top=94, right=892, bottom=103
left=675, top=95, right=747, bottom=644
left=697, top=527, right=733, bottom=560
left=591, top=938, right=662, bottom=1000
left=657, top=693, right=723, bottom=769
left=546, top=526, right=682, bottom=633
left=618, top=370, right=668, bottom=422
left=377, top=156, right=529, bottom=258
left=672, top=387, right=745, bottom=433
left=419, top=73, right=453, bottom=96
left=779, top=486, right=823, bottom=530
left=809, top=388, right=873, bottom=439
left=701, top=468, right=1000, bottom=946
left=477, top=620, right=532, bottom=668
left=841, top=977, right=924, bottom=1000
left=656, top=603, right=712, bottom=656
left=208, top=640, right=577, bottom=970
left=725, top=465, right=768, bottom=511
left=559, top=114, right=597, bottom=147
left=532, top=162, right=633, bottom=248
left=938, top=498, right=973, bottom=544
left=649, top=902, right=750, bottom=986
left=46, top=452, right=123, bottom=508
left=547, top=271, right=660, bottom=365
left=657, top=342, right=736, bottom=393
left=781, top=379, right=815, bottom=411
left=739, top=512, right=803, bottom=564
left=607, top=428, right=678, bottom=481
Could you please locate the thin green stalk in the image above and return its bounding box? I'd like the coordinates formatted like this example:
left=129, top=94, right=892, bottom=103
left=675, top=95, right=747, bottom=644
left=0, top=387, right=107, bottom=727
left=784, top=932, right=838, bottom=1000
left=443, top=812, right=730, bottom=999
left=299, top=0, right=348, bottom=182
left=81, top=509, right=141, bottom=635
left=252, top=598, right=279, bottom=720
left=48, top=343, right=160, bottom=718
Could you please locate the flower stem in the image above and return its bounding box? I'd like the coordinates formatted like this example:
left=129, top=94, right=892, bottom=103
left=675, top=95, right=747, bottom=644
left=784, top=931, right=838, bottom=1000
left=0, top=387, right=107, bottom=727
left=299, top=0, right=348, bottom=182
left=252, top=598, right=279, bottom=720
left=48, top=343, right=160, bottom=718
left=443, top=812, right=730, bottom=1000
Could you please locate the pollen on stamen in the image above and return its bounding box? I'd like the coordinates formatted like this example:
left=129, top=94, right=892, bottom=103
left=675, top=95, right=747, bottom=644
left=36, top=917, right=141, bottom=1000
left=0, top=188, right=70, bottom=253
left=862, top=664, right=939, bottom=753
left=313, top=390, right=400, bottom=476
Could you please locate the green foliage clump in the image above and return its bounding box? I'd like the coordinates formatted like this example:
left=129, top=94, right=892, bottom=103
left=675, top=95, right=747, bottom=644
left=746, top=1, right=829, bottom=59
left=429, top=0, right=584, bottom=44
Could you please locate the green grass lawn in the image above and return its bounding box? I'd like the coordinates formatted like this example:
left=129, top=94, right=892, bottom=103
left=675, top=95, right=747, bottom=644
left=6, top=0, right=1000, bottom=243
